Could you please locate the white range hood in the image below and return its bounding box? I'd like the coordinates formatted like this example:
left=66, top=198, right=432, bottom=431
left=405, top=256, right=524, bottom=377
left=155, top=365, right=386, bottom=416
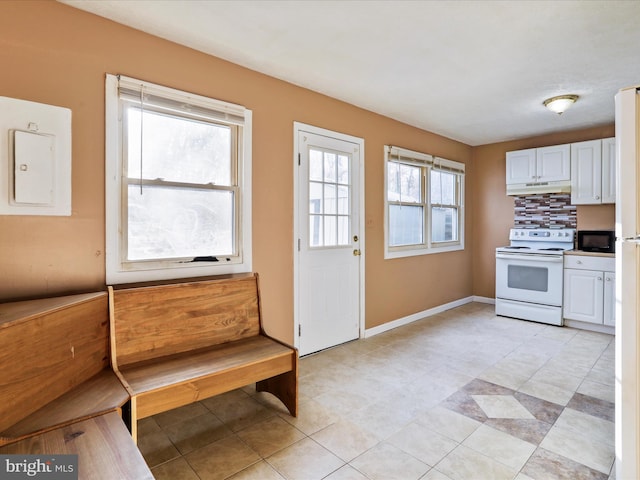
left=506, top=180, right=571, bottom=196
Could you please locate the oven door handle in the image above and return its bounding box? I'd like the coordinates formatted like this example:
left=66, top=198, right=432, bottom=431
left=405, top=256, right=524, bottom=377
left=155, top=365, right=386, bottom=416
left=496, top=253, right=564, bottom=263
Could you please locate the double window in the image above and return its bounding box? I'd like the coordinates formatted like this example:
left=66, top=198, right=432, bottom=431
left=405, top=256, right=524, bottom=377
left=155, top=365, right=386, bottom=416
left=384, top=145, right=464, bottom=258
left=105, top=75, right=252, bottom=283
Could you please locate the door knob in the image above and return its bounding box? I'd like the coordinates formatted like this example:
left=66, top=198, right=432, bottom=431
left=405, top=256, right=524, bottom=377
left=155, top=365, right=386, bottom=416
left=353, top=249, right=361, bottom=256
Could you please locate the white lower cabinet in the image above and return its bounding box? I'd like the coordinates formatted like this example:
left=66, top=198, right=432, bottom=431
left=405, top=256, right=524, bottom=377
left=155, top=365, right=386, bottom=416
left=563, top=255, right=615, bottom=326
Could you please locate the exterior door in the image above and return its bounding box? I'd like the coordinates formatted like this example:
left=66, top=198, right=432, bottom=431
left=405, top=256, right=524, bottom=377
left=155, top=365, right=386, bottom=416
left=295, top=124, right=363, bottom=356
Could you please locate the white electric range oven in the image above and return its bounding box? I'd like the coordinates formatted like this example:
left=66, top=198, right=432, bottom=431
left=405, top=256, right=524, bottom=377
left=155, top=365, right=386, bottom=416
left=495, top=228, right=575, bottom=326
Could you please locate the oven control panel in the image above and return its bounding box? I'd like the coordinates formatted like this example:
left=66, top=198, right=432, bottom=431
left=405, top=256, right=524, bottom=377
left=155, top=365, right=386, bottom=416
left=509, top=228, right=575, bottom=241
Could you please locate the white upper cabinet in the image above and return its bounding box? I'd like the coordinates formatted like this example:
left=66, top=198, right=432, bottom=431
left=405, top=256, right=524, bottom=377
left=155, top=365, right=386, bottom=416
left=505, top=148, right=536, bottom=184
left=570, top=138, right=615, bottom=205
left=571, top=140, right=602, bottom=204
left=536, top=144, right=571, bottom=182
left=506, top=145, right=570, bottom=185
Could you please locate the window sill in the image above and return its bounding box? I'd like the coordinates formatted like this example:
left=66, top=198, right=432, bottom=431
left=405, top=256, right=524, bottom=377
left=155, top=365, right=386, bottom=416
left=384, top=243, right=464, bottom=259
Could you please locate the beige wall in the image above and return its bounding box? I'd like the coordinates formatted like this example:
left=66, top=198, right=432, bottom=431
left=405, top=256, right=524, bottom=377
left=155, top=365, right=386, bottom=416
left=0, top=2, right=474, bottom=342
left=471, top=125, right=616, bottom=299
left=0, top=2, right=618, bottom=340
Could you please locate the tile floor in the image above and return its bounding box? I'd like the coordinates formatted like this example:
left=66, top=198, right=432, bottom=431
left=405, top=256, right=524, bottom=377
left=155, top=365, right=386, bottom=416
left=138, top=302, right=615, bottom=480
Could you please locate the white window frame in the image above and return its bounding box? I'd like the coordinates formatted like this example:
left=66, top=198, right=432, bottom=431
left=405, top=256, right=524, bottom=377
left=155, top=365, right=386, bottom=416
left=384, top=145, right=465, bottom=259
left=105, top=74, right=252, bottom=284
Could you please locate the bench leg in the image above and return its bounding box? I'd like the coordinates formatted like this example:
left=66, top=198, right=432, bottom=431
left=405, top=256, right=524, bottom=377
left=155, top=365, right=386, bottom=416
left=124, top=397, right=138, bottom=444
left=256, top=370, right=298, bottom=417
left=121, top=399, right=133, bottom=433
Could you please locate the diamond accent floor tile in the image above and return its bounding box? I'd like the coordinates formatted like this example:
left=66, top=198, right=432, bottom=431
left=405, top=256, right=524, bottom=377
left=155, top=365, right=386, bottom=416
left=441, top=379, right=565, bottom=447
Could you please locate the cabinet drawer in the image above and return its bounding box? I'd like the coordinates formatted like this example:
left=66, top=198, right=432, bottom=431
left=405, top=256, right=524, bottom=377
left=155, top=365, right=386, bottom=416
left=564, top=255, right=615, bottom=272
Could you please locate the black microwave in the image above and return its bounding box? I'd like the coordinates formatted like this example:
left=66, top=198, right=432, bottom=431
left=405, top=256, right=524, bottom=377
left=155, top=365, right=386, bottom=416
left=577, top=230, right=615, bottom=253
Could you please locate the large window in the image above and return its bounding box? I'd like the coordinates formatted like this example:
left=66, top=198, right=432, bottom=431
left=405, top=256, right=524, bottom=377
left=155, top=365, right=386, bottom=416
left=105, top=75, right=252, bottom=283
left=385, top=146, right=464, bottom=258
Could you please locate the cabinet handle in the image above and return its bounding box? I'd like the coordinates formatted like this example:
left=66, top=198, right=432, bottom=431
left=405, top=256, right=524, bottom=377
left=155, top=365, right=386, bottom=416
left=595, top=195, right=600, bottom=200
left=576, top=260, right=582, bottom=264
left=606, top=277, right=612, bottom=281
left=598, top=277, right=603, bottom=281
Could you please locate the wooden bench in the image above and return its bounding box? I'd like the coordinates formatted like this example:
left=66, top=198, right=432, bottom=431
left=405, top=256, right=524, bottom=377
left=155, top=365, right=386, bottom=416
left=0, top=292, right=131, bottom=447
left=0, top=292, right=151, bottom=477
left=108, top=273, right=298, bottom=441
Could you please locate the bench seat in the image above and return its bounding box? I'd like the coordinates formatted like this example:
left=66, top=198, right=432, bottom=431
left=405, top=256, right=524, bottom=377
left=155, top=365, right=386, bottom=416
left=0, top=412, right=153, bottom=480
left=1, top=369, right=129, bottom=445
left=119, top=335, right=296, bottom=419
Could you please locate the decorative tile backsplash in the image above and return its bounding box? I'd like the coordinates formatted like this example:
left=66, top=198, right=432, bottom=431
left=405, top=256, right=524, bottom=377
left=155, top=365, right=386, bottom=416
left=514, top=193, right=577, bottom=228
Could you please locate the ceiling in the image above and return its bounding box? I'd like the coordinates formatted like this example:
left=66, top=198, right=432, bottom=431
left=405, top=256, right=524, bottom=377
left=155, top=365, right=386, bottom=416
left=60, top=0, right=640, bottom=146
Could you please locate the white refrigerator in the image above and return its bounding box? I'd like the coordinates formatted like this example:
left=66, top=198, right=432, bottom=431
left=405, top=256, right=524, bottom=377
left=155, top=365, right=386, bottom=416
left=615, top=85, right=640, bottom=480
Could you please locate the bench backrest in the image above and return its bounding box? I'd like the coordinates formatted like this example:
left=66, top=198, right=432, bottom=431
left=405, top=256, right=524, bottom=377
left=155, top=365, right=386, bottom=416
left=109, top=273, right=262, bottom=367
left=0, top=293, right=109, bottom=433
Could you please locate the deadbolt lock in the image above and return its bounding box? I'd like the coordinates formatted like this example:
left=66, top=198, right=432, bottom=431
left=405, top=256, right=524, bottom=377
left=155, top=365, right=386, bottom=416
left=353, top=235, right=359, bottom=242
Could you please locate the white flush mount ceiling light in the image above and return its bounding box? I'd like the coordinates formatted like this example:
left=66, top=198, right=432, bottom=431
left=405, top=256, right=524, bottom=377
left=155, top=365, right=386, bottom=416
left=543, top=94, right=579, bottom=115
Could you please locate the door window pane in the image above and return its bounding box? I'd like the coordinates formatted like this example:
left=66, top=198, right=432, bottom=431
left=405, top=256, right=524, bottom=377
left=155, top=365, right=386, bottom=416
left=310, top=149, right=323, bottom=181
left=337, top=186, right=349, bottom=214
left=310, top=215, right=323, bottom=247
left=338, top=155, right=349, bottom=184
left=338, top=216, right=349, bottom=245
left=324, top=152, right=337, bottom=182
left=324, top=184, right=337, bottom=214
left=324, top=216, right=337, bottom=246
left=309, top=182, right=323, bottom=214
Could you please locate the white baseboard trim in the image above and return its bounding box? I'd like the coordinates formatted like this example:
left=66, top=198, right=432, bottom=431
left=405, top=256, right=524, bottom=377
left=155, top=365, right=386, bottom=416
left=364, top=296, right=477, bottom=338
left=473, top=296, right=495, bottom=304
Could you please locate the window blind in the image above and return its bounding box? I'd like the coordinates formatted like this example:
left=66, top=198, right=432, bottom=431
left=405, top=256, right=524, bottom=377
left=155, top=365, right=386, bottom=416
left=117, top=75, right=246, bottom=126
left=386, top=145, right=465, bottom=173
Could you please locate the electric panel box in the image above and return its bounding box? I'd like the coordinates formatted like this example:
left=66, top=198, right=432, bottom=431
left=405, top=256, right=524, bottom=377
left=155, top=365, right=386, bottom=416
left=0, top=96, right=71, bottom=216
